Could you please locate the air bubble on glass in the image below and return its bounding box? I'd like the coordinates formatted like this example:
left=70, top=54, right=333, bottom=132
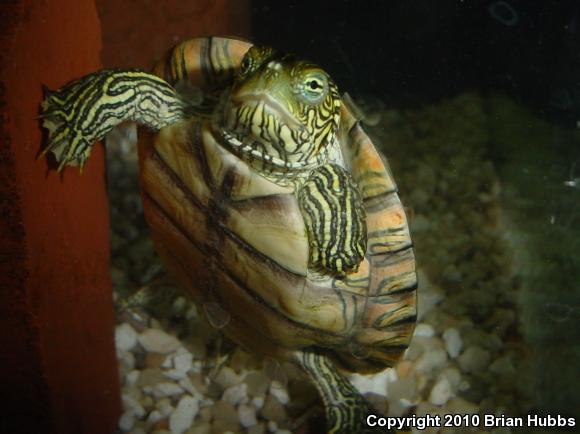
left=564, top=158, right=580, bottom=189
left=544, top=303, right=575, bottom=324
left=203, top=302, right=231, bottom=329
left=488, top=1, right=519, bottom=27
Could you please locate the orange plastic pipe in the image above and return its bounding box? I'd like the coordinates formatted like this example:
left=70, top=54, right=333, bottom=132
left=0, top=1, right=120, bottom=433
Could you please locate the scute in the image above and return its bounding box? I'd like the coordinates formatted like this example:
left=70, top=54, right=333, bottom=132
left=370, top=249, right=417, bottom=296
left=153, top=120, right=212, bottom=208
left=201, top=125, right=309, bottom=275
left=340, top=107, right=397, bottom=200
left=226, top=196, right=308, bottom=276
left=331, top=258, right=370, bottom=296
left=365, top=194, right=413, bottom=255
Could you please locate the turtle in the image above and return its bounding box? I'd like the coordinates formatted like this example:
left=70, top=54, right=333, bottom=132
left=40, top=36, right=417, bottom=434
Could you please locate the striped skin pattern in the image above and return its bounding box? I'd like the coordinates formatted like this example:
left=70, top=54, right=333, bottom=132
left=216, top=48, right=342, bottom=179
left=41, top=69, right=184, bottom=170
left=299, top=351, right=392, bottom=434
left=298, top=163, right=367, bottom=275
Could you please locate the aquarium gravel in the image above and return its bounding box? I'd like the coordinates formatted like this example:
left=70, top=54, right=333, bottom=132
left=108, top=93, right=533, bottom=434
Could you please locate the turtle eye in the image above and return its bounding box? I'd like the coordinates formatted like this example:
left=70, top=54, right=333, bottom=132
left=300, top=73, right=328, bottom=104
left=240, top=55, right=252, bottom=76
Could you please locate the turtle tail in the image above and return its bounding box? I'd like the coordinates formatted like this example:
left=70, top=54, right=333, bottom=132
left=296, top=350, right=393, bottom=434
left=40, top=69, right=185, bottom=171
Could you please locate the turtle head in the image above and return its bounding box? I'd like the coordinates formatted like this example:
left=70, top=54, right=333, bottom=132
left=218, top=45, right=341, bottom=171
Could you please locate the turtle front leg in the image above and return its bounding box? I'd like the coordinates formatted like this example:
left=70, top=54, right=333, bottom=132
left=298, top=163, right=367, bottom=276
left=40, top=69, right=185, bottom=171
left=296, top=350, right=393, bottom=434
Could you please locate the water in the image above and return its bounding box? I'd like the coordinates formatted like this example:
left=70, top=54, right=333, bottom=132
left=101, top=1, right=580, bottom=432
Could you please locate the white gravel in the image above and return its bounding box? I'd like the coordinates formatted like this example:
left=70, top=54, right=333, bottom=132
left=138, top=328, right=182, bottom=354
left=442, top=327, right=463, bottom=358
left=429, top=376, right=453, bottom=405
left=169, top=395, right=199, bottom=433
left=116, top=323, right=138, bottom=352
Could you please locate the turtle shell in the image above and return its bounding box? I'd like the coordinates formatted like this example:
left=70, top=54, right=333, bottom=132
left=139, top=37, right=417, bottom=373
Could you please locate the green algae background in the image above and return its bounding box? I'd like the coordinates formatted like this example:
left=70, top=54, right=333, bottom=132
left=489, top=95, right=580, bottom=419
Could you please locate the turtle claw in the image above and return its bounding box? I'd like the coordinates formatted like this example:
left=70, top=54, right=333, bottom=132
left=40, top=93, right=92, bottom=172
left=57, top=157, right=69, bottom=173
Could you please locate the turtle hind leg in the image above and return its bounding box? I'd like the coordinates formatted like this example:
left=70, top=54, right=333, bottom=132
left=296, top=350, right=393, bottom=434
left=40, top=69, right=185, bottom=171
left=297, top=163, right=367, bottom=276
